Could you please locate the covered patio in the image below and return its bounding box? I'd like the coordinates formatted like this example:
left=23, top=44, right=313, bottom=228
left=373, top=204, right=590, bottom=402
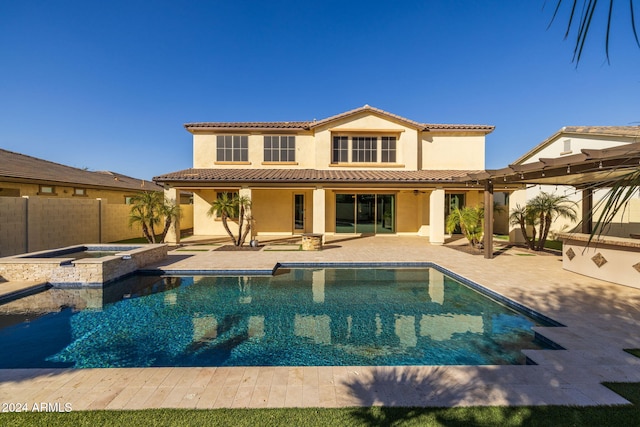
left=462, top=142, right=640, bottom=259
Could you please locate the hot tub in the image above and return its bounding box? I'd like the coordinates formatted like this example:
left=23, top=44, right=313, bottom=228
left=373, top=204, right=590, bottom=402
left=0, top=244, right=167, bottom=287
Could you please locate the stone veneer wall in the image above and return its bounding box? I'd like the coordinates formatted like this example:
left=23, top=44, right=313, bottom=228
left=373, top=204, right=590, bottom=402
left=0, top=244, right=167, bottom=285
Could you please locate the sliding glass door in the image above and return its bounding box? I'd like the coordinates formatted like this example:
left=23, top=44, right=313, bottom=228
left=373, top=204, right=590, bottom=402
left=376, top=194, right=394, bottom=234
left=335, top=193, right=395, bottom=234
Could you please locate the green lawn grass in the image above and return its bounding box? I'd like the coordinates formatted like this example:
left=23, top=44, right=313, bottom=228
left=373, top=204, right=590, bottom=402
left=2, top=382, right=639, bottom=427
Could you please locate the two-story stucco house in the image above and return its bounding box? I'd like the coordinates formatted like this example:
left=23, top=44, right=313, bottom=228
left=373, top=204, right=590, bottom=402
left=154, top=105, right=494, bottom=244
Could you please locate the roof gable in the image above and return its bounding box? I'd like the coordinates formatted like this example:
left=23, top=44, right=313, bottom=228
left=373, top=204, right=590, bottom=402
left=513, top=126, right=640, bottom=165
left=309, top=105, right=424, bottom=130
left=183, top=105, right=494, bottom=134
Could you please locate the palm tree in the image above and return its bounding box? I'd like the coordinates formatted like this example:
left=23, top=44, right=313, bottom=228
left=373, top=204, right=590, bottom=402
left=446, top=206, right=484, bottom=247
left=128, top=191, right=181, bottom=243
left=528, top=192, right=577, bottom=251
left=207, top=192, right=252, bottom=246
left=509, top=204, right=539, bottom=250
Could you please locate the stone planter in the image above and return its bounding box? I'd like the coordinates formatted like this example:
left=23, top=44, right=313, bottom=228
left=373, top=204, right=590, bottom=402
left=301, top=234, right=323, bottom=251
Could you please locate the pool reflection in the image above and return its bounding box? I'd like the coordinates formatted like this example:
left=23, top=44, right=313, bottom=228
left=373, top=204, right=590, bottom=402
left=0, top=268, right=557, bottom=368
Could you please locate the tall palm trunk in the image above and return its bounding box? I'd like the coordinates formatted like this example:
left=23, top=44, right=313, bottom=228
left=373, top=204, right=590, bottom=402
left=220, top=214, right=236, bottom=245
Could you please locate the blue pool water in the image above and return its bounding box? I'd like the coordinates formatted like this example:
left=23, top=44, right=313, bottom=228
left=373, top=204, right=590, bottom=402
left=0, top=268, right=559, bottom=368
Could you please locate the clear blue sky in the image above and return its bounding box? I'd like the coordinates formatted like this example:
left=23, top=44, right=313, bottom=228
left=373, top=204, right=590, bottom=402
left=1, top=1, right=639, bottom=180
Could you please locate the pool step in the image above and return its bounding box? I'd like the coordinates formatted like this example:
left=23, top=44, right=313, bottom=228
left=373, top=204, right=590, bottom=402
left=0, top=280, right=50, bottom=304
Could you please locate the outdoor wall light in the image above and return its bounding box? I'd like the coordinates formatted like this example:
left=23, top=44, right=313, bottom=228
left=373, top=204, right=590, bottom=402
left=567, top=165, right=571, bottom=173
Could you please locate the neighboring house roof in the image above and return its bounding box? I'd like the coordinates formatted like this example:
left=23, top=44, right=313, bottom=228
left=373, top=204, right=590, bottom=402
left=184, top=105, right=495, bottom=134
left=154, top=168, right=479, bottom=185
left=0, top=148, right=163, bottom=191
left=513, top=126, right=640, bottom=165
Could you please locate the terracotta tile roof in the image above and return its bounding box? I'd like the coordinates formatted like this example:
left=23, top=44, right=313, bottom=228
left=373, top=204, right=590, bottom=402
left=0, top=148, right=163, bottom=191
left=184, top=105, right=494, bottom=134
left=513, top=126, right=640, bottom=165
left=184, top=121, right=311, bottom=131
left=154, top=168, right=478, bottom=184
left=562, top=126, right=640, bottom=137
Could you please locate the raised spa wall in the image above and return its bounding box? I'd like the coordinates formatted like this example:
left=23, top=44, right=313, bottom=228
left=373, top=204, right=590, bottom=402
left=557, top=233, right=640, bottom=289
left=0, top=244, right=167, bottom=287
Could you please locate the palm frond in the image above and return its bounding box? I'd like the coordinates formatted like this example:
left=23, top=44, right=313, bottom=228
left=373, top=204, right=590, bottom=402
left=591, top=167, right=640, bottom=241
left=549, top=0, right=639, bottom=64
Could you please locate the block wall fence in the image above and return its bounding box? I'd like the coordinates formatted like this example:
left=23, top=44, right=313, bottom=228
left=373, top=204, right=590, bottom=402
left=0, top=196, right=193, bottom=257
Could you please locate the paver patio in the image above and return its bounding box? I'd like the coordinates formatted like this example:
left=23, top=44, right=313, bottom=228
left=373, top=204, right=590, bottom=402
left=1, top=235, right=639, bottom=409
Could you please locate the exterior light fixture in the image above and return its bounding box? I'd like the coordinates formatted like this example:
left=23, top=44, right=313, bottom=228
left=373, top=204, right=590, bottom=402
left=567, top=165, right=571, bottom=173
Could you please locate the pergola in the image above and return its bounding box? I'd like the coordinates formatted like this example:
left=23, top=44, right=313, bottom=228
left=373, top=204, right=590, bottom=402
left=458, top=142, right=640, bottom=259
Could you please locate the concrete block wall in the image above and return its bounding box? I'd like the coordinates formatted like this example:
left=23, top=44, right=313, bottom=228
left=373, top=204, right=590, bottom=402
left=0, top=197, right=27, bottom=257
left=101, top=203, right=143, bottom=243
left=27, top=197, right=100, bottom=253
left=0, top=196, right=192, bottom=257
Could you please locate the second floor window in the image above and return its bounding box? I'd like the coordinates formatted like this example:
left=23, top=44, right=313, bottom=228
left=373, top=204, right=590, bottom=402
left=332, top=136, right=397, bottom=164
left=382, top=137, right=396, bottom=163
left=332, top=136, right=349, bottom=163
left=352, top=137, right=377, bottom=162
left=264, top=136, right=295, bottom=162
left=217, top=135, right=248, bottom=162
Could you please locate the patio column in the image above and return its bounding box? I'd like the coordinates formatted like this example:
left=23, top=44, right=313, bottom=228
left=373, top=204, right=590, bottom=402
left=163, top=186, right=180, bottom=244
left=239, top=187, right=253, bottom=239
left=429, top=188, right=445, bottom=245
left=508, top=189, right=527, bottom=244
left=313, top=187, right=325, bottom=242
left=483, top=181, right=494, bottom=259
left=582, top=188, right=593, bottom=234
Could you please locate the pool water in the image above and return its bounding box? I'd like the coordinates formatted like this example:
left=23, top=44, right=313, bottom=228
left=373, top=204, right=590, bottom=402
left=49, top=251, right=121, bottom=259
left=0, top=268, right=558, bottom=368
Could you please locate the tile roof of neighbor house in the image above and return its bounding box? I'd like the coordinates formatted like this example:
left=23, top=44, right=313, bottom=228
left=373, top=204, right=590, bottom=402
left=184, top=105, right=495, bottom=133
left=0, top=148, right=163, bottom=191
left=153, top=168, right=480, bottom=184
left=513, top=125, right=640, bottom=165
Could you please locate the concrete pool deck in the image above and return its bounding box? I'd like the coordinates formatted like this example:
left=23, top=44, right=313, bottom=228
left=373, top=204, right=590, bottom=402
left=1, top=235, right=640, bottom=409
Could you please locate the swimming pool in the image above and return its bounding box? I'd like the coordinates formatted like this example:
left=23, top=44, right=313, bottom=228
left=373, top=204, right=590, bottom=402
left=0, top=267, right=561, bottom=368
